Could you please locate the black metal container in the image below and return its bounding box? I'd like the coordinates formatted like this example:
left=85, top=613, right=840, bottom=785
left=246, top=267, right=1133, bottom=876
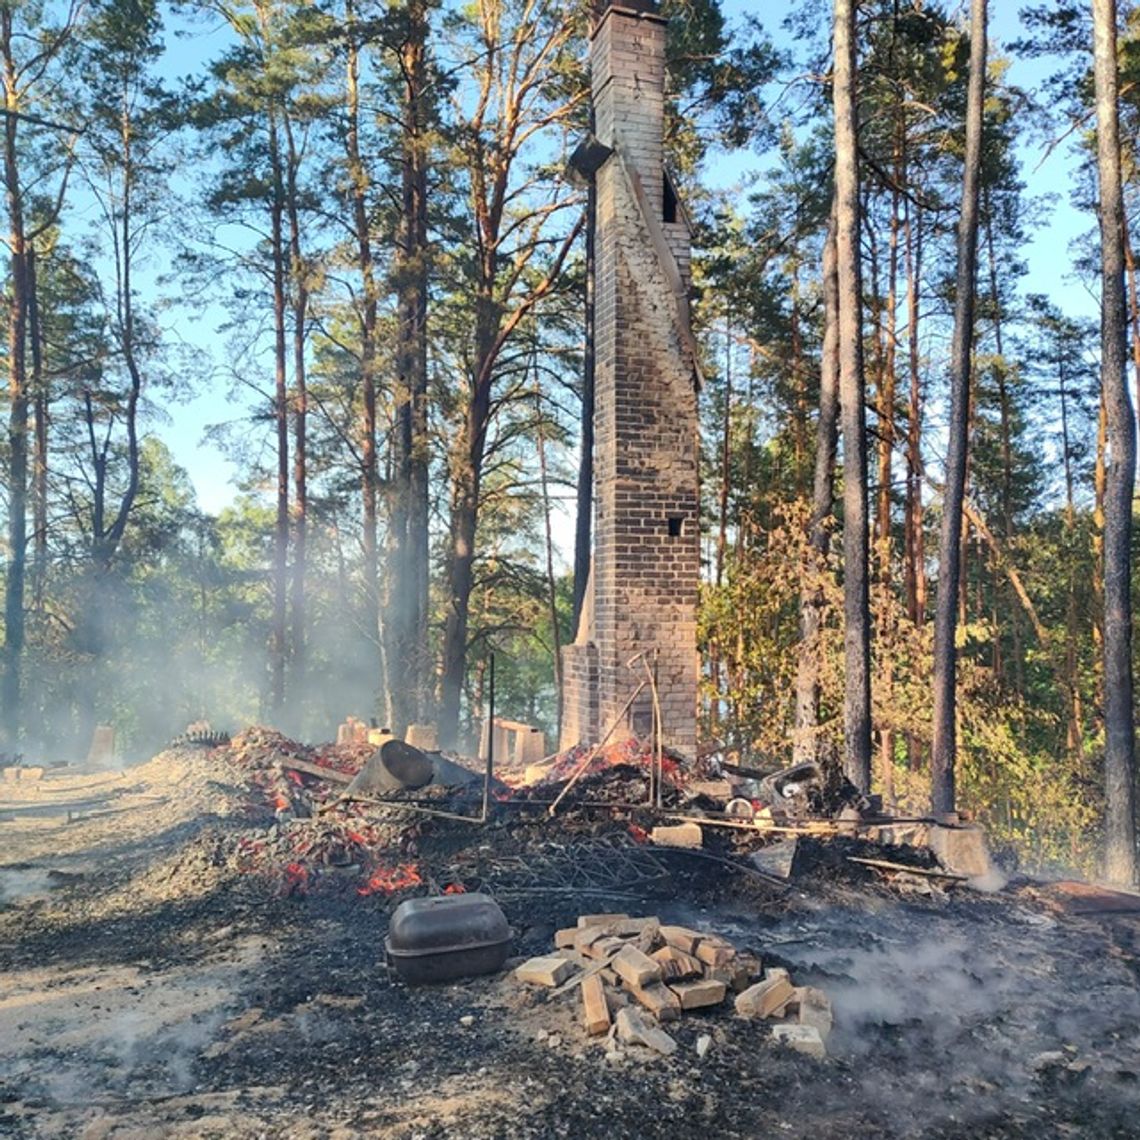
left=348, top=739, right=435, bottom=796
left=385, top=892, right=512, bottom=984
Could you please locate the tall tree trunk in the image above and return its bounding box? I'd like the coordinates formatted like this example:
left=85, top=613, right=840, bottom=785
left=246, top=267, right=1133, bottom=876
left=29, top=243, right=47, bottom=612
left=440, top=338, right=492, bottom=750
left=534, top=379, right=562, bottom=725
left=268, top=108, right=289, bottom=718
left=1058, top=345, right=1084, bottom=762
left=572, top=132, right=596, bottom=632
left=716, top=316, right=733, bottom=588
left=876, top=164, right=902, bottom=803
left=438, top=210, right=583, bottom=748
left=1090, top=381, right=1108, bottom=750
left=833, top=0, right=872, bottom=792
left=391, top=0, right=431, bottom=734
left=794, top=203, right=839, bottom=766
left=1092, top=0, right=1136, bottom=886
left=284, top=115, right=308, bottom=711
left=903, top=199, right=926, bottom=769
left=931, top=0, right=986, bottom=817
left=903, top=201, right=926, bottom=628
left=710, top=315, right=733, bottom=735
left=2, top=14, right=29, bottom=750
left=344, top=4, right=388, bottom=726
left=790, top=257, right=808, bottom=492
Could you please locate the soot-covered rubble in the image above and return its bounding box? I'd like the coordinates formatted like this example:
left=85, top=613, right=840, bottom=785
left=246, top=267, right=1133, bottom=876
left=1, top=729, right=1140, bottom=1139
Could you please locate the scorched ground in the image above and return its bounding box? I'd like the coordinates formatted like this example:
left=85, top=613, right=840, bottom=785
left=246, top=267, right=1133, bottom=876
left=1, top=737, right=1140, bottom=1139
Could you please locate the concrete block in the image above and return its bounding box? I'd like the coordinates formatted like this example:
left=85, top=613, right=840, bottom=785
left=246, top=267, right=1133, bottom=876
left=615, top=1006, right=676, bottom=1056
left=735, top=975, right=795, bottom=1019
left=651, top=945, right=703, bottom=981
left=695, top=937, right=735, bottom=969
left=650, top=822, right=702, bottom=849
left=628, top=981, right=681, bottom=1022
left=668, top=978, right=726, bottom=1010
left=772, top=1023, right=826, bottom=1058
left=578, top=913, right=630, bottom=929
left=612, top=944, right=662, bottom=989
left=86, top=724, right=115, bottom=767
left=554, top=927, right=578, bottom=949
left=515, top=956, right=575, bottom=988
left=794, top=986, right=833, bottom=1041
left=581, top=974, right=611, bottom=1036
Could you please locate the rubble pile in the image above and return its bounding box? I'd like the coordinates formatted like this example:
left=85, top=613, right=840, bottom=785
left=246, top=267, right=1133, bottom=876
left=522, top=737, right=684, bottom=791
left=514, top=912, right=833, bottom=1060
left=226, top=725, right=372, bottom=781
left=134, top=720, right=997, bottom=915
left=230, top=817, right=421, bottom=897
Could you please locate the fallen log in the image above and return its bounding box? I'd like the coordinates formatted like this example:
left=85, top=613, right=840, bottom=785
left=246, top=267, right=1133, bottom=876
left=277, top=757, right=354, bottom=785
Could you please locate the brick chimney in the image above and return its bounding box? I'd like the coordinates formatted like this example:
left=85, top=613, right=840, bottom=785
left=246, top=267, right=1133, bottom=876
left=560, top=1, right=700, bottom=756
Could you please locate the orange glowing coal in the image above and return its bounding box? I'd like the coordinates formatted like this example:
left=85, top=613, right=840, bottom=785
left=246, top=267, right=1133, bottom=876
left=283, top=862, right=309, bottom=891
left=358, top=863, right=423, bottom=896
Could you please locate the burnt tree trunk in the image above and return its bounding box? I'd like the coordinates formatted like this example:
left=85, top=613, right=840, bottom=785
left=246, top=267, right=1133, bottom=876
left=344, top=2, right=386, bottom=723
left=832, top=0, right=872, bottom=792
left=284, top=114, right=308, bottom=711
left=794, top=203, right=839, bottom=767
left=268, top=109, right=290, bottom=719
left=1092, top=0, right=1137, bottom=885
left=931, top=0, right=986, bottom=817
left=2, top=15, right=28, bottom=749
left=390, top=0, right=431, bottom=734
left=573, top=153, right=596, bottom=632
left=29, top=243, right=47, bottom=612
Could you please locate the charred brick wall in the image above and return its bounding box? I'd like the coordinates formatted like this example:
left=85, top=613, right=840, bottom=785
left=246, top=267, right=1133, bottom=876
left=560, top=641, right=599, bottom=749
left=559, top=2, right=699, bottom=755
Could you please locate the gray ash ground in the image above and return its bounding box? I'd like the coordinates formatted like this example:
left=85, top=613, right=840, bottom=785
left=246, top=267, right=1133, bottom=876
left=2, top=751, right=1140, bottom=1138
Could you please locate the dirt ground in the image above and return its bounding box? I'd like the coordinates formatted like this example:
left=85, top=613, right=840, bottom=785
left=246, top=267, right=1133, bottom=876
left=3, top=749, right=1140, bottom=1139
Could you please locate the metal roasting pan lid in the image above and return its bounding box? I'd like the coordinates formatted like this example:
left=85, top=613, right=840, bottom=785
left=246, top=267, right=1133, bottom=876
left=385, top=892, right=511, bottom=959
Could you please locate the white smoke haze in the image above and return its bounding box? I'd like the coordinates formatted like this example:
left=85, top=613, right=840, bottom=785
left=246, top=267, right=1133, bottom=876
left=0, top=867, right=57, bottom=905
left=0, top=943, right=265, bottom=1109
left=9, top=506, right=408, bottom=766
left=703, top=897, right=1140, bottom=1131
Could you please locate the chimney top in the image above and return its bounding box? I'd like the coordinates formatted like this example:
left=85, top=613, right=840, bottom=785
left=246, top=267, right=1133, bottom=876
left=593, top=0, right=661, bottom=19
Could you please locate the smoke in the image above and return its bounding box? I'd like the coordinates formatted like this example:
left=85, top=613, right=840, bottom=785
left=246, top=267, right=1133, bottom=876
left=683, top=897, right=1140, bottom=1132
left=967, top=867, right=1009, bottom=894
left=1, top=940, right=266, bottom=1111
left=14, top=533, right=394, bottom=765
left=0, top=867, right=55, bottom=906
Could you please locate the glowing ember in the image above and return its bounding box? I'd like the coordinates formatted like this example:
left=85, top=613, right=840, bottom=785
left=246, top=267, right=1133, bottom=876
left=358, top=863, right=423, bottom=897
left=535, top=738, right=685, bottom=788
left=282, top=861, right=309, bottom=895
left=443, top=883, right=467, bottom=895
